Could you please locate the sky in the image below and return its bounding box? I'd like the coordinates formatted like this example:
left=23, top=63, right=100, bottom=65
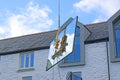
left=0, top=0, right=120, bottom=39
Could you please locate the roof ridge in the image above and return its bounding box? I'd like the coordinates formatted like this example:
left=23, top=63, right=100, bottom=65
left=0, top=30, right=57, bottom=41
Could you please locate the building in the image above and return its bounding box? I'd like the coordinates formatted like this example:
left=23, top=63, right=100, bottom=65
left=0, top=10, right=120, bottom=80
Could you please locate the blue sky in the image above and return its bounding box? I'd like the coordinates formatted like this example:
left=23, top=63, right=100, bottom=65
left=0, top=0, right=120, bottom=39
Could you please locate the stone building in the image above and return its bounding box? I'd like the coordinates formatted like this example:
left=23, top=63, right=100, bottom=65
left=0, top=10, right=120, bottom=80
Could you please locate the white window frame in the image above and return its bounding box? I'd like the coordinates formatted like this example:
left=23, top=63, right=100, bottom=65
left=19, top=51, right=34, bottom=69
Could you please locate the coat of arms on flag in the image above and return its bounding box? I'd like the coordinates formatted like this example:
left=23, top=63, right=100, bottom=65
left=46, top=17, right=78, bottom=71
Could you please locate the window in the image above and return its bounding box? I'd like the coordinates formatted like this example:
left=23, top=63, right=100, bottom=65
left=23, top=76, right=32, bottom=80
left=72, top=72, right=81, bottom=80
left=0, top=56, right=1, bottom=61
left=115, top=21, right=120, bottom=57
left=65, top=26, right=80, bottom=63
left=108, top=10, right=120, bottom=62
left=67, top=72, right=82, bottom=80
left=20, top=52, right=34, bottom=69
left=59, top=21, right=89, bottom=67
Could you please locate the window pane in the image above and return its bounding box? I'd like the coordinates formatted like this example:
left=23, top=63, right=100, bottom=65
left=23, top=77, right=32, bottom=80
left=74, top=36, right=80, bottom=62
left=20, top=54, right=24, bottom=68
left=65, top=26, right=80, bottom=63
left=72, top=73, right=81, bottom=80
left=30, top=53, right=34, bottom=67
left=115, top=30, right=120, bottom=57
left=65, top=53, right=74, bottom=63
left=73, top=26, right=80, bottom=62
left=25, top=54, right=29, bottom=68
left=75, top=27, right=80, bottom=36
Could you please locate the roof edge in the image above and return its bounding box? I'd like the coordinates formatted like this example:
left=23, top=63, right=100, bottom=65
left=0, top=46, right=50, bottom=55
left=85, top=38, right=109, bottom=44
left=85, top=21, right=107, bottom=26
left=0, top=30, right=57, bottom=42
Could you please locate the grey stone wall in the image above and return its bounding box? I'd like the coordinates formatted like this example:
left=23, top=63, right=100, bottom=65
left=0, top=42, right=120, bottom=80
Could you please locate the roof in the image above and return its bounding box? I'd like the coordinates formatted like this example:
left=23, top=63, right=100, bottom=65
left=0, top=21, right=108, bottom=55
left=0, top=30, right=56, bottom=55
left=85, top=22, right=108, bottom=43
left=2, top=10, right=120, bottom=55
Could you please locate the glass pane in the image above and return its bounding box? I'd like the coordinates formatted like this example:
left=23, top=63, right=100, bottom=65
left=74, top=36, right=80, bottom=62
left=115, top=30, right=120, bottom=57
left=25, top=54, right=29, bottom=68
left=65, top=26, right=80, bottom=63
left=20, top=54, right=24, bottom=68
left=72, top=73, right=81, bottom=80
left=75, top=27, right=80, bottom=36
left=30, top=53, right=34, bottom=67
left=65, top=53, right=74, bottom=63
left=23, top=77, right=32, bottom=80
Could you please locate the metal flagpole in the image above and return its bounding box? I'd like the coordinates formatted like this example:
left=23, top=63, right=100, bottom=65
left=54, top=0, right=60, bottom=50
left=52, top=0, right=61, bottom=80
left=58, top=0, right=60, bottom=29
left=57, top=0, right=62, bottom=80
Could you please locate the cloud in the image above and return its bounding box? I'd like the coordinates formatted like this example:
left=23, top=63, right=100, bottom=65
left=92, top=16, right=105, bottom=23
left=0, top=27, right=5, bottom=34
left=0, top=2, right=53, bottom=38
left=73, top=0, right=120, bottom=23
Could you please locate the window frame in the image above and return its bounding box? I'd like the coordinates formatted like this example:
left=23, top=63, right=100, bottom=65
left=0, top=56, right=1, bottom=61
left=64, top=26, right=81, bottom=63
left=22, top=76, right=32, bottom=80
left=19, top=51, right=34, bottom=70
left=59, top=22, right=90, bottom=67
left=114, top=25, right=120, bottom=57
left=108, top=10, right=120, bottom=62
left=67, top=72, right=82, bottom=80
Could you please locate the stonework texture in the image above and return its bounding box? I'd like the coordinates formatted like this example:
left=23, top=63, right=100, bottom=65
left=0, top=42, right=120, bottom=80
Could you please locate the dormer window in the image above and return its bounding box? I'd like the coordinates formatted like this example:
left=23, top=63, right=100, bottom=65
left=64, top=26, right=80, bottom=63
left=47, top=17, right=90, bottom=70
left=108, top=10, right=120, bottom=62
left=114, top=19, right=120, bottom=57
left=59, top=20, right=90, bottom=67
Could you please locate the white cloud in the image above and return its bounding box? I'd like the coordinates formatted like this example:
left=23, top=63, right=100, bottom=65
left=73, top=0, right=120, bottom=23
left=92, top=16, right=105, bottom=23
left=0, top=27, right=5, bottom=34
left=0, top=1, right=53, bottom=38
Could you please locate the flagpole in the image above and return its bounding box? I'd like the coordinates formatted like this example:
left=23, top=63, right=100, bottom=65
left=58, top=0, right=60, bottom=29
left=55, top=0, right=60, bottom=40
left=54, top=0, right=61, bottom=49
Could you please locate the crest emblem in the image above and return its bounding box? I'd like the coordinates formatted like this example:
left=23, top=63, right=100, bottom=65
left=52, top=30, right=68, bottom=59
left=46, top=17, right=78, bottom=71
